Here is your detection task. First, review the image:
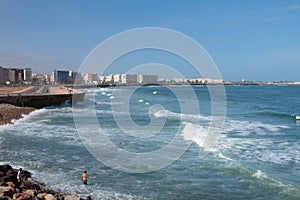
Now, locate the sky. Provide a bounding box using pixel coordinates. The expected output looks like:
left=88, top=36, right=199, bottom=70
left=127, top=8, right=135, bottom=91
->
left=0, top=0, right=300, bottom=81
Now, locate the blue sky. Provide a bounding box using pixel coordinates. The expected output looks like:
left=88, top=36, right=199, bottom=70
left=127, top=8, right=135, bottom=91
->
left=0, top=0, right=299, bottom=81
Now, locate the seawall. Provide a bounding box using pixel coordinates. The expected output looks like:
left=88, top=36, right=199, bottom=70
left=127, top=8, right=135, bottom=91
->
left=0, top=93, right=85, bottom=108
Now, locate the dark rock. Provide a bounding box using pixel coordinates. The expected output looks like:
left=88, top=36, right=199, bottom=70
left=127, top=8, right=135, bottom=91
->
left=0, top=186, right=14, bottom=198
left=86, top=196, right=92, bottom=200
left=12, top=193, right=32, bottom=200
left=20, top=170, right=31, bottom=180
left=22, top=181, right=41, bottom=191
left=0, top=171, right=5, bottom=178
left=0, top=196, right=14, bottom=200
left=0, top=182, right=7, bottom=187
left=0, top=165, right=12, bottom=175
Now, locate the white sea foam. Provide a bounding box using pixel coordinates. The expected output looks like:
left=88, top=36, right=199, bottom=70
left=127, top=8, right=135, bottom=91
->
left=217, top=153, right=235, bottom=161
left=181, top=122, right=208, bottom=148
left=153, top=109, right=209, bottom=121
left=252, top=169, right=266, bottom=179
left=222, top=119, right=289, bottom=136
left=10, top=108, right=49, bottom=125
left=211, top=117, right=299, bottom=166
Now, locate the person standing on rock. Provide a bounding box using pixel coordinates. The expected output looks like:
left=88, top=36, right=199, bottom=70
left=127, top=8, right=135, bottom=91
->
left=17, top=168, right=22, bottom=182
left=82, top=171, right=88, bottom=185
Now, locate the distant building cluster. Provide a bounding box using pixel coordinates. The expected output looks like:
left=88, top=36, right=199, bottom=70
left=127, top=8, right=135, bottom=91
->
left=159, top=77, right=223, bottom=84
left=99, top=74, right=158, bottom=85
left=0, top=66, right=32, bottom=85
left=0, top=65, right=224, bottom=86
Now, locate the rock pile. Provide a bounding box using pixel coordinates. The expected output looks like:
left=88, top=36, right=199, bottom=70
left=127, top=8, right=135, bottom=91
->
left=0, top=104, right=36, bottom=126
left=0, top=164, right=91, bottom=200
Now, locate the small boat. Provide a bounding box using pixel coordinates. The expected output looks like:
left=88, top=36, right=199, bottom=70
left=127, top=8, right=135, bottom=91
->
left=296, top=116, right=300, bottom=120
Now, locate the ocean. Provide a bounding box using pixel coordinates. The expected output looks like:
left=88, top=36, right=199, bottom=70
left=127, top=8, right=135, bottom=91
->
left=0, top=85, right=299, bottom=199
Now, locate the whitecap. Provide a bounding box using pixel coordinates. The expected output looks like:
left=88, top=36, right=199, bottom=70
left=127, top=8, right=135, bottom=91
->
left=252, top=169, right=266, bottom=179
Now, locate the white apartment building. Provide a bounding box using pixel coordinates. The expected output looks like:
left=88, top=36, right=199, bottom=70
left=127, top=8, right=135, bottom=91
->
left=121, top=74, right=137, bottom=84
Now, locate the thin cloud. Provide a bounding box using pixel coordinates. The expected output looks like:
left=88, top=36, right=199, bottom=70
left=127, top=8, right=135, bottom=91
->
left=217, top=16, right=282, bottom=28
left=217, top=21, right=243, bottom=28
left=268, top=4, right=300, bottom=12
left=253, top=16, right=283, bottom=25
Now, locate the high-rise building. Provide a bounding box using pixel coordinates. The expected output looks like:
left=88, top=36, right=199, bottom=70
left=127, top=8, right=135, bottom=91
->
left=23, top=68, right=32, bottom=82
left=0, top=66, right=9, bottom=85
left=7, top=68, right=23, bottom=84
left=52, top=69, right=71, bottom=84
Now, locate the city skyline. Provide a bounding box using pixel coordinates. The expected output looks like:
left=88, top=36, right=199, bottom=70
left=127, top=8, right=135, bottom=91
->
left=0, top=1, right=300, bottom=81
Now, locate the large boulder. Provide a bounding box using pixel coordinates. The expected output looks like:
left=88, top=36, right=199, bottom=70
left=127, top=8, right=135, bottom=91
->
left=0, top=196, right=14, bottom=200
left=86, top=196, right=92, bottom=200
left=65, top=195, right=80, bottom=200
left=22, top=190, right=36, bottom=197
left=12, top=193, right=32, bottom=200
left=0, top=165, right=13, bottom=176
left=21, top=181, right=40, bottom=191
left=0, top=187, right=14, bottom=198
left=0, top=182, right=7, bottom=187
left=36, top=193, right=47, bottom=199
left=6, top=183, right=14, bottom=188
left=43, top=194, right=55, bottom=200
left=3, top=170, right=17, bottom=184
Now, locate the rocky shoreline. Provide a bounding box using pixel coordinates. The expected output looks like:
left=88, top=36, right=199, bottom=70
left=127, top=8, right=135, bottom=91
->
left=0, top=164, right=91, bottom=200
left=0, top=104, right=36, bottom=126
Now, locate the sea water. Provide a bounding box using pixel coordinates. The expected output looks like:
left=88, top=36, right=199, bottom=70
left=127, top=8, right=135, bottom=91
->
left=0, top=85, right=300, bottom=199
